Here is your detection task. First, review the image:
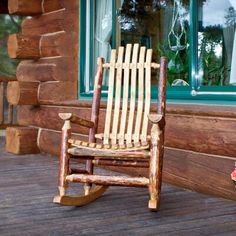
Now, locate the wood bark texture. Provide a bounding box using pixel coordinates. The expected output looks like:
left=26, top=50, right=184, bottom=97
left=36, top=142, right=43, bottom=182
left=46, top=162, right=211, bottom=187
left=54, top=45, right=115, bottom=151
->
left=5, top=127, right=40, bottom=154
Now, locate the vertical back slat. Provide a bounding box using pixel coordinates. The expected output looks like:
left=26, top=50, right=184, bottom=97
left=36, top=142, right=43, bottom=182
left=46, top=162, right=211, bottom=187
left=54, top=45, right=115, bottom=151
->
left=118, top=44, right=132, bottom=146
left=126, top=44, right=139, bottom=146
left=141, top=49, right=152, bottom=144
left=133, top=46, right=146, bottom=145
left=111, top=47, right=124, bottom=145
left=103, top=50, right=117, bottom=145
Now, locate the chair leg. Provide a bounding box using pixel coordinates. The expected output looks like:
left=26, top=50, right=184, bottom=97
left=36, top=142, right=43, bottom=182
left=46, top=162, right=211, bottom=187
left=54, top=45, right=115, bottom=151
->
left=84, top=160, right=94, bottom=195
left=148, top=124, right=164, bottom=211
left=58, top=120, right=71, bottom=196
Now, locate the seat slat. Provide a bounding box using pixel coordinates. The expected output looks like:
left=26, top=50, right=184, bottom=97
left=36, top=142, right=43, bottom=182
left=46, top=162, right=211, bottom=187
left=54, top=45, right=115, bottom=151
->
left=141, top=49, right=152, bottom=143
left=119, top=44, right=132, bottom=146
left=126, top=44, right=139, bottom=145
left=68, top=147, right=150, bottom=159
left=70, top=140, right=149, bottom=151
left=111, top=47, right=124, bottom=145
left=103, top=49, right=117, bottom=145
left=134, top=46, right=146, bottom=145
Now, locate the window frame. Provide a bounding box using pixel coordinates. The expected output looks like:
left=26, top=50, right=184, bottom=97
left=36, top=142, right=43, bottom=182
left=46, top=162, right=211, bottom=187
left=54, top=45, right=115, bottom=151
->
left=79, top=0, right=236, bottom=102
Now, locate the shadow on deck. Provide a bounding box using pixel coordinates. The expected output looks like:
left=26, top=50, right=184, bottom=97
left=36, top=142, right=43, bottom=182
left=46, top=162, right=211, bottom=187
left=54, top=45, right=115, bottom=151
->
left=0, top=137, right=236, bottom=236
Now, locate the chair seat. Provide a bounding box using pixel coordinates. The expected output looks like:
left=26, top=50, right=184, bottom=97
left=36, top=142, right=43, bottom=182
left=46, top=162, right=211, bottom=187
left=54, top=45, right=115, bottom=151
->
left=68, top=139, right=150, bottom=159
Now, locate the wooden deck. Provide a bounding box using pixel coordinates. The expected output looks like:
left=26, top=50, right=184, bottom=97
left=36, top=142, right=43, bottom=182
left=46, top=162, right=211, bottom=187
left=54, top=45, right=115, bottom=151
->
left=0, top=137, right=236, bottom=236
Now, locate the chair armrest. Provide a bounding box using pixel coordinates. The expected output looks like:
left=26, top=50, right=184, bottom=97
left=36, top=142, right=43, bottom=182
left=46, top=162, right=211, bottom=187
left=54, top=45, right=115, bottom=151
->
left=59, top=113, right=94, bottom=128
left=148, top=113, right=165, bottom=130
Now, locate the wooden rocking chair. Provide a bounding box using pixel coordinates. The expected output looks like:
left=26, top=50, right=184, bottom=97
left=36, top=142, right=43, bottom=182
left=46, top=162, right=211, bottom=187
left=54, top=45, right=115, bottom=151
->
left=53, top=44, right=167, bottom=211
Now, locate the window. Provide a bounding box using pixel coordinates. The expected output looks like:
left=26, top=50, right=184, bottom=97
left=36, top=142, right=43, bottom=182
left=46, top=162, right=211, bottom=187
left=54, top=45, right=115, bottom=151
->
left=79, top=0, right=236, bottom=101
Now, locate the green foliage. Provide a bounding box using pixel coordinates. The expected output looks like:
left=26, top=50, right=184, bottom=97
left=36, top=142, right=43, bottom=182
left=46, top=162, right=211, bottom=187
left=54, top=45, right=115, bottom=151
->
left=0, top=15, right=23, bottom=76
left=199, top=25, right=228, bottom=86
left=157, top=42, right=189, bottom=86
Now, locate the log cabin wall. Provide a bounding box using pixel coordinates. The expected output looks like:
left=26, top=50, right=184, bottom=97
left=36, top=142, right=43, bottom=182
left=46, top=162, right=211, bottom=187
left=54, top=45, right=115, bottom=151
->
left=5, top=0, right=236, bottom=201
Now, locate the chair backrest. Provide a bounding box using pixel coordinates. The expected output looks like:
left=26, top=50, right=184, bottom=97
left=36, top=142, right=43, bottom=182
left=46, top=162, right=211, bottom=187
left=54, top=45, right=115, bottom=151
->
left=94, top=44, right=167, bottom=148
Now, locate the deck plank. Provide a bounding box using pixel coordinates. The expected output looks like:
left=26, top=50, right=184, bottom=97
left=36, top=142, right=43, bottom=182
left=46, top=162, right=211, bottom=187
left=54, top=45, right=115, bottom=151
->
left=0, top=137, right=235, bottom=236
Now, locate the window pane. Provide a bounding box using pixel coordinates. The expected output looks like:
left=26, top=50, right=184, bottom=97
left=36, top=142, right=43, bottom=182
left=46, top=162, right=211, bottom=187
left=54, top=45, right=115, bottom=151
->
left=198, top=0, right=236, bottom=86
left=118, top=0, right=190, bottom=86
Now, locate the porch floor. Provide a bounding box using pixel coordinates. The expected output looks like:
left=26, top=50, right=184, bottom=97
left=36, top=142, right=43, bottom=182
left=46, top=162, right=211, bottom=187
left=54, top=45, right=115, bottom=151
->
left=0, top=138, right=236, bottom=236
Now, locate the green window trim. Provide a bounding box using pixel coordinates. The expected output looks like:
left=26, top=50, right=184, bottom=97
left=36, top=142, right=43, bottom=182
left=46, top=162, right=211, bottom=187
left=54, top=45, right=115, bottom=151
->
left=79, top=0, right=236, bottom=103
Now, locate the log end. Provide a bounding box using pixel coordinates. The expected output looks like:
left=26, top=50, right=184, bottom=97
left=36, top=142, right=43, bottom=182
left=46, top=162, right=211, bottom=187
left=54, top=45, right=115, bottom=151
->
left=7, top=34, right=18, bottom=59
left=7, top=81, right=20, bottom=105
left=6, top=126, right=40, bottom=154
left=8, top=0, right=42, bottom=15
left=7, top=81, right=39, bottom=105
left=8, top=0, right=18, bottom=14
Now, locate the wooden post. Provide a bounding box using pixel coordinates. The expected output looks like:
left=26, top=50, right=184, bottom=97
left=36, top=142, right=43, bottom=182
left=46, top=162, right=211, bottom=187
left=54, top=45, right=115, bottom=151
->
left=148, top=57, right=167, bottom=211
left=6, top=127, right=40, bottom=154
left=7, top=81, right=39, bottom=105
left=58, top=120, right=71, bottom=196
left=149, top=124, right=164, bottom=210
left=84, top=57, right=104, bottom=195
left=157, top=57, right=168, bottom=115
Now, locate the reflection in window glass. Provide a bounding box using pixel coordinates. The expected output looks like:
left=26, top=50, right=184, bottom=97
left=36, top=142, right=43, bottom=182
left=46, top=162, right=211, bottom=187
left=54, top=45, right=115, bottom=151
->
left=198, top=0, right=236, bottom=86
left=118, top=0, right=190, bottom=86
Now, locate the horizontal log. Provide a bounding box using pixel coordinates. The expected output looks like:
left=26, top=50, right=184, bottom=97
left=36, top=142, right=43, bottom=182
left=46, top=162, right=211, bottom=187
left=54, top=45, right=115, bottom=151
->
left=66, top=174, right=149, bottom=187
left=7, top=80, right=77, bottom=105
left=167, top=104, right=236, bottom=119
left=38, top=81, right=77, bottom=103
left=165, top=114, right=236, bottom=157
left=5, top=126, right=40, bottom=154
left=40, top=32, right=73, bottom=57
left=17, top=61, right=57, bottom=82
left=8, top=33, right=70, bottom=59
left=8, top=0, right=62, bottom=15
left=31, top=100, right=236, bottom=119
left=8, top=34, right=41, bottom=59
left=17, top=105, right=236, bottom=157
left=16, top=58, right=76, bottom=82
left=7, top=81, right=39, bottom=105
left=22, top=9, right=74, bottom=35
